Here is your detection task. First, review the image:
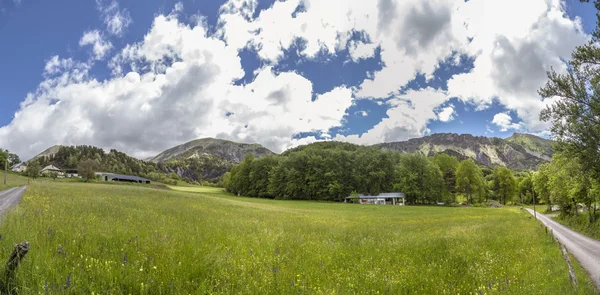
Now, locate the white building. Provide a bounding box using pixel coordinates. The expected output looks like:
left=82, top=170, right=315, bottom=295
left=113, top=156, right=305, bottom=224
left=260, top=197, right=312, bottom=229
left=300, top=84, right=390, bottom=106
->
left=345, top=193, right=406, bottom=205
left=10, top=163, right=27, bottom=173
left=41, top=165, right=64, bottom=176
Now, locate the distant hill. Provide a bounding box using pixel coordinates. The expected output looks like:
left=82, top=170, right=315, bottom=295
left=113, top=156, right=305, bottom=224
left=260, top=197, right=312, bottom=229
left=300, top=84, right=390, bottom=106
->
left=151, top=138, right=275, bottom=182
left=374, top=133, right=553, bottom=170
left=29, top=145, right=62, bottom=162
left=151, top=138, right=274, bottom=164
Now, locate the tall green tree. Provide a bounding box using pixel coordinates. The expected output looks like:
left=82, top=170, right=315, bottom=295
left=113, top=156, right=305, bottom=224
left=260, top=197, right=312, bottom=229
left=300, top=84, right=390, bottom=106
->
left=518, top=174, right=535, bottom=204
left=0, top=149, right=7, bottom=170
left=533, top=164, right=552, bottom=212
left=78, top=159, right=99, bottom=182
left=394, top=154, right=443, bottom=205
left=539, top=0, right=600, bottom=187
left=432, top=153, right=459, bottom=203
left=455, top=159, right=484, bottom=204
left=7, top=153, right=20, bottom=167
left=492, top=167, right=517, bottom=205
left=27, top=160, right=41, bottom=179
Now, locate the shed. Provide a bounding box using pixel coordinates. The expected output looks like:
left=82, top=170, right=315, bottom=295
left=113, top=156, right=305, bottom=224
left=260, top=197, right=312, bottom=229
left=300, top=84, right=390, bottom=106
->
left=345, top=193, right=405, bottom=205
left=100, top=173, right=151, bottom=184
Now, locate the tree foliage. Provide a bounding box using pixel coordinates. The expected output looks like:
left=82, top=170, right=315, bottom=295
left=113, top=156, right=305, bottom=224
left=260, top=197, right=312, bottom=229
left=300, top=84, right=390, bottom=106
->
left=27, top=160, right=41, bottom=179
left=225, top=142, right=462, bottom=204
left=78, top=159, right=99, bottom=182
left=455, top=159, right=485, bottom=204
left=539, top=0, right=600, bottom=182
left=492, top=167, right=517, bottom=205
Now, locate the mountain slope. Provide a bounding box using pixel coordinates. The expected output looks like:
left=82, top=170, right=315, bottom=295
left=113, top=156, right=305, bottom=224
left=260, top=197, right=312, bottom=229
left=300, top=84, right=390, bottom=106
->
left=29, top=145, right=62, bottom=162
left=151, top=138, right=274, bottom=164
left=152, top=138, right=275, bottom=182
left=374, top=133, right=553, bottom=170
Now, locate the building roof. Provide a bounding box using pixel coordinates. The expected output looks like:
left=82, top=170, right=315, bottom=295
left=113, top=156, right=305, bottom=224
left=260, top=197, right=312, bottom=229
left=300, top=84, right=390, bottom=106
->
left=41, top=165, right=62, bottom=171
left=10, top=163, right=25, bottom=169
left=345, top=192, right=405, bottom=199
left=105, top=173, right=150, bottom=182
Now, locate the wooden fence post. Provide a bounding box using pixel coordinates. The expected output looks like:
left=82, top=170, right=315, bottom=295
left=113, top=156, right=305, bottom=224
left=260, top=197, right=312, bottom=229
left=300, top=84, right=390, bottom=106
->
left=557, top=240, right=578, bottom=288
left=2, top=242, right=30, bottom=294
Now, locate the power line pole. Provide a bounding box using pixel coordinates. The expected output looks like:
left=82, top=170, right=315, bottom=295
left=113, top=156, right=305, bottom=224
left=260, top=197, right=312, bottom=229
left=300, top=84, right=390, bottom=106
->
left=533, top=188, right=537, bottom=219
left=4, top=158, right=7, bottom=185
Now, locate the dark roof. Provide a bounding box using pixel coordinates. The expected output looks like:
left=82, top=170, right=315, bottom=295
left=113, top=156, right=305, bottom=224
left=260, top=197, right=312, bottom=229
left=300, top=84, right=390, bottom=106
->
left=106, top=173, right=150, bottom=182
left=345, top=193, right=405, bottom=199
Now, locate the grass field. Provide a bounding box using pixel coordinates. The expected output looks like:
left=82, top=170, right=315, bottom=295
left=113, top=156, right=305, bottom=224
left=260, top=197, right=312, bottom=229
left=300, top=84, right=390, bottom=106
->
left=166, top=185, right=224, bottom=194
left=0, top=182, right=596, bottom=294
left=0, top=173, right=31, bottom=191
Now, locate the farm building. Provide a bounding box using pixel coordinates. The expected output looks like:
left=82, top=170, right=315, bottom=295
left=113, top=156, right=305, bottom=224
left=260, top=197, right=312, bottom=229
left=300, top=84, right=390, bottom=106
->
left=41, top=165, right=64, bottom=176
left=11, top=163, right=27, bottom=173
left=345, top=193, right=405, bottom=205
left=98, top=173, right=151, bottom=184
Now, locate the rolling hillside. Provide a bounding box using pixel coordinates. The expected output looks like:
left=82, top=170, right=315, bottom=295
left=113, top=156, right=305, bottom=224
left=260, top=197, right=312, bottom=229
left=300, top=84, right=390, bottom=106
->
left=150, top=138, right=274, bottom=163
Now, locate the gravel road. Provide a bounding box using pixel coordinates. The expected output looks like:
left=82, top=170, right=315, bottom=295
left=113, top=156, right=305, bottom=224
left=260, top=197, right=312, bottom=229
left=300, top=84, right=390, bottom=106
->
left=0, top=186, right=26, bottom=216
left=526, top=208, right=600, bottom=289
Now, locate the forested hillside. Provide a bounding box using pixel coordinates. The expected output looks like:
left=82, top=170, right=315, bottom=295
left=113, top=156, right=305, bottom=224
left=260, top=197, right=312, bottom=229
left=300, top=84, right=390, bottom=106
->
left=224, top=141, right=531, bottom=205
left=34, top=145, right=157, bottom=176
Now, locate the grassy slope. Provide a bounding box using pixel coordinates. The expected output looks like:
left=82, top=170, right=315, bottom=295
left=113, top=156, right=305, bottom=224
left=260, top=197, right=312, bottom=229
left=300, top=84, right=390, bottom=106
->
left=0, top=183, right=596, bottom=294
left=0, top=173, right=30, bottom=191
left=553, top=213, right=600, bottom=240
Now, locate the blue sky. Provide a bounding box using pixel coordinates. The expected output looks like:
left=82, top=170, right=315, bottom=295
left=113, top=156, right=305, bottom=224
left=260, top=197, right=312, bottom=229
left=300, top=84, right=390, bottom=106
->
left=0, top=0, right=596, bottom=158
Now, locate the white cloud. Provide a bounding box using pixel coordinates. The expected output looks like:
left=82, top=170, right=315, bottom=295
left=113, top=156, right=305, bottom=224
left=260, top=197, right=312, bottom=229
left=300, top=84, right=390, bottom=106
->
left=79, top=30, right=112, bottom=60
left=447, top=0, right=587, bottom=133
left=437, top=105, right=455, bottom=122
left=492, top=112, right=522, bottom=132
left=0, top=13, right=352, bottom=159
left=334, top=87, right=449, bottom=144
left=0, top=0, right=590, bottom=159
left=96, top=0, right=132, bottom=36
left=218, top=0, right=586, bottom=139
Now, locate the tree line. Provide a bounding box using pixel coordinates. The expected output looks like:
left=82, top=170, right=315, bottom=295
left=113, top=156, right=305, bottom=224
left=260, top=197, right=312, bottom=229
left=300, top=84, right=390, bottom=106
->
left=223, top=141, right=526, bottom=205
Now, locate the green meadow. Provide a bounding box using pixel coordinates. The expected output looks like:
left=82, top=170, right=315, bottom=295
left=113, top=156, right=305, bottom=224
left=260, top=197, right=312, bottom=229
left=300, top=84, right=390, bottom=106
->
left=0, top=173, right=31, bottom=191
left=0, top=182, right=596, bottom=294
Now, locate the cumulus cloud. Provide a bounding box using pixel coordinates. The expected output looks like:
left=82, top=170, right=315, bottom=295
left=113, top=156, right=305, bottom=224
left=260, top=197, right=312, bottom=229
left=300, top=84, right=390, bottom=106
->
left=96, top=0, right=132, bottom=36
left=437, top=105, right=455, bottom=122
left=0, top=0, right=590, bottom=159
left=0, top=13, right=352, bottom=159
left=492, top=113, right=522, bottom=132
left=79, top=30, right=112, bottom=60
left=447, top=0, right=587, bottom=133
left=334, top=88, right=449, bottom=144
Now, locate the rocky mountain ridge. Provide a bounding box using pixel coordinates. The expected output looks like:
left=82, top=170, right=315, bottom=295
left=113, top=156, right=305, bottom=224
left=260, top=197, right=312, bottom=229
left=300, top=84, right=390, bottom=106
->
left=374, top=133, right=552, bottom=170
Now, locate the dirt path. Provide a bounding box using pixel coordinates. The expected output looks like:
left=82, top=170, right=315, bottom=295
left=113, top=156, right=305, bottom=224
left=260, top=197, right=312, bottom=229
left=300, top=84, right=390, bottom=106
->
left=526, top=208, right=600, bottom=289
left=0, top=186, right=26, bottom=216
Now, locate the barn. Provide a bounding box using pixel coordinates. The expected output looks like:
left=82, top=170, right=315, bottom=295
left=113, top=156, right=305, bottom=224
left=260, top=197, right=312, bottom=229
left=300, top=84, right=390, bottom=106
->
left=99, top=173, right=151, bottom=184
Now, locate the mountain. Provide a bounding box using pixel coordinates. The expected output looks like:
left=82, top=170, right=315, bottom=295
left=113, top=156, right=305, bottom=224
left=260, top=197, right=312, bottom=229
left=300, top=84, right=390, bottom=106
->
left=151, top=138, right=275, bottom=182
left=29, top=145, right=62, bottom=162
left=374, top=133, right=553, bottom=170
left=151, top=138, right=274, bottom=164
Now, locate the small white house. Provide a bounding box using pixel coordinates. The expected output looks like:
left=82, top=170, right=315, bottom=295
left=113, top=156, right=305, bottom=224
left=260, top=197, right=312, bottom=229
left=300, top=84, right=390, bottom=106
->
left=345, top=193, right=406, bottom=205
left=11, top=163, right=27, bottom=173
